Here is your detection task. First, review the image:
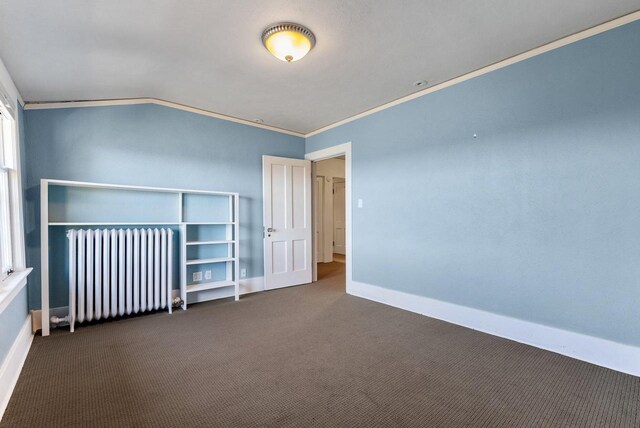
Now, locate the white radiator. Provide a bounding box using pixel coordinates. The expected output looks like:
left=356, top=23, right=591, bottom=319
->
left=67, top=228, right=173, bottom=332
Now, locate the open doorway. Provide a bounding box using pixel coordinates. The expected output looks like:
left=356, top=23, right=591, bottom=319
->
left=307, top=142, right=352, bottom=293
left=313, top=156, right=346, bottom=285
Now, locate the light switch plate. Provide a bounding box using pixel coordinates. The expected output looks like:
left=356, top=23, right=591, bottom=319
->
left=240, top=268, right=247, bottom=278
left=358, top=199, right=363, bottom=208
left=193, top=271, right=202, bottom=281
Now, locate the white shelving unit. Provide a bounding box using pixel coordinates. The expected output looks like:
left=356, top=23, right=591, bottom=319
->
left=40, top=179, right=240, bottom=336
left=179, top=191, right=239, bottom=310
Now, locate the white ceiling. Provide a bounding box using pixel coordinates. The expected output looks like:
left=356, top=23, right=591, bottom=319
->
left=1, top=1, right=639, bottom=134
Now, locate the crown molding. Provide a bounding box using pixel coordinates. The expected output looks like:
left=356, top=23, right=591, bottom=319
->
left=24, top=98, right=305, bottom=138
left=305, top=10, right=640, bottom=138
left=20, top=10, right=640, bottom=140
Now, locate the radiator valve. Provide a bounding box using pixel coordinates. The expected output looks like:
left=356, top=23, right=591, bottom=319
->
left=50, top=315, right=71, bottom=324
left=172, top=296, right=184, bottom=308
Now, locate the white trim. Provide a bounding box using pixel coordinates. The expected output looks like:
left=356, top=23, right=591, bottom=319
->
left=16, top=12, right=640, bottom=139
left=0, top=58, right=22, bottom=113
left=349, top=280, right=640, bottom=377
left=305, top=10, right=640, bottom=138
left=42, top=178, right=240, bottom=196
left=24, top=98, right=305, bottom=138
left=239, top=276, right=265, bottom=294
left=0, top=269, right=31, bottom=315
left=306, top=143, right=352, bottom=287
left=32, top=277, right=266, bottom=332
left=40, top=178, right=241, bottom=336
left=0, top=315, right=33, bottom=422
left=9, top=112, right=26, bottom=271
left=311, top=163, right=319, bottom=281
left=40, top=181, right=49, bottom=336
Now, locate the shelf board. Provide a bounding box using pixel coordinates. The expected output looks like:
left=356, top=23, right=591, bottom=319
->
left=48, top=221, right=235, bottom=226
left=43, top=179, right=238, bottom=197
left=186, top=240, right=234, bottom=246
left=185, top=257, right=235, bottom=265
left=186, top=280, right=235, bottom=293
left=183, top=222, right=235, bottom=225
left=49, top=222, right=177, bottom=226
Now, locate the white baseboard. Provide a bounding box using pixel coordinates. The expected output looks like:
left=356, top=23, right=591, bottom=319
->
left=0, top=315, right=33, bottom=421
left=348, top=281, right=640, bottom=377
left=33, top=277, right=266, bottom=329
left=183, top=276, right=264, bottom=304
left=239, top=276, right=265, bottom=294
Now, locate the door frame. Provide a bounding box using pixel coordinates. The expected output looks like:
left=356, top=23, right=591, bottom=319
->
left=314, top=174, right=325, bottom=263
left=305, top=142, right=352, bottom=289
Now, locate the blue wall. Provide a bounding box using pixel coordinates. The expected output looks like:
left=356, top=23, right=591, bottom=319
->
left=307, top=21, right=640, bottom=346
left=24, top=103, right=304, bottom=309
left=0, top=103, right=30, bottom=367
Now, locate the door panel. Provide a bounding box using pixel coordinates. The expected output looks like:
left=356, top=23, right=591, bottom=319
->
left=263, top=156, right=312, bottom=290
left=270, top=164, right=287, bottom=230
left=292, top=239, right=307, bottom=272
left=333, top=180, right=346, bottom=255
left=272, top=241, right=288, bottom=274
left=292, top=165, right=307, bottom=229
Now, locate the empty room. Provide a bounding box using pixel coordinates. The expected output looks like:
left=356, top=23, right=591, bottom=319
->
left=1, top=1, right=639, bottom=427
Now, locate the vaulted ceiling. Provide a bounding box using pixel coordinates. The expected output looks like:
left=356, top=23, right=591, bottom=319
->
left=1, top=1, right=638, bottom=134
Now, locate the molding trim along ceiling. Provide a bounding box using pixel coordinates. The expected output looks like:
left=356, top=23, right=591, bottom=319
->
left=23, top=10, right=640, bottom=139
left=24, top=98, right=306, bottom=138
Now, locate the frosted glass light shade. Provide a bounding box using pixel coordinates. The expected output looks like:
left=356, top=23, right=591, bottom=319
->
left=262, top=23, right=316, bottom=62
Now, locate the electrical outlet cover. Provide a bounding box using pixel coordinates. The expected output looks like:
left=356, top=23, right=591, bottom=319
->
left=205, top=270, right=212, bottom=280
left=193, top=271, right=202, bottom=281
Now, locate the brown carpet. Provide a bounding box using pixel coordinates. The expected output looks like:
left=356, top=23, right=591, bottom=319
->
left=3, top=262, right=639, bottom=427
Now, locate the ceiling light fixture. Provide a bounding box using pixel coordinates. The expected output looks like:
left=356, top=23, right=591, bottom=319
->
left=262, top=22, right=316, bottom=63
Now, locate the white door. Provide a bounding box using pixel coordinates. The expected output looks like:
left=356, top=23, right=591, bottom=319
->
left=315, top=176, right=324, bottom=261
left=333, top=179, right=346, bottom=255
left=263, top=156, right=313, bottom=290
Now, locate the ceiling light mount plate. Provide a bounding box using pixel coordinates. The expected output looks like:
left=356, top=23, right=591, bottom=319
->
left=262, top=22, right=316, bottom=62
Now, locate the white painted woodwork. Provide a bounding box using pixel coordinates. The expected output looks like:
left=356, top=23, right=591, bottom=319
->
left=350, top=280, right=640, bottom=377
left=40, top=179, right=240, bottom=335
left=333, top=179, right=346, bottom=255
left=263, top=156, right=312, bottom=290
left=5, top=4, right=639, bottom=134
left=314, top=158, right=346, bottom=262
left=314, top=176, right=323, bottom=259
left=0, top=315, right=33, bottom=422
left=305, top=143, right=353, bottom=287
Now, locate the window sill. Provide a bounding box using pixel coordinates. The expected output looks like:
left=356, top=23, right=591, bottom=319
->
left=0, top=268, right=32, bottom=315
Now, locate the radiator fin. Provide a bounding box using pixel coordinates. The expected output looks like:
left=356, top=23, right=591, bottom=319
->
left=67, top=228, right=173, bottom=332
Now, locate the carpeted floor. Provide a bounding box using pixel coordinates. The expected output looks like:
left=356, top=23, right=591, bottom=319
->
left=3, top=262, right=639, bottom=427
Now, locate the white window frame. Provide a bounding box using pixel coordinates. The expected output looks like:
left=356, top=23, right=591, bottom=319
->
left=0, top=84, right=30, bottom=314
left=0, top=109, right=15, bottom=279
